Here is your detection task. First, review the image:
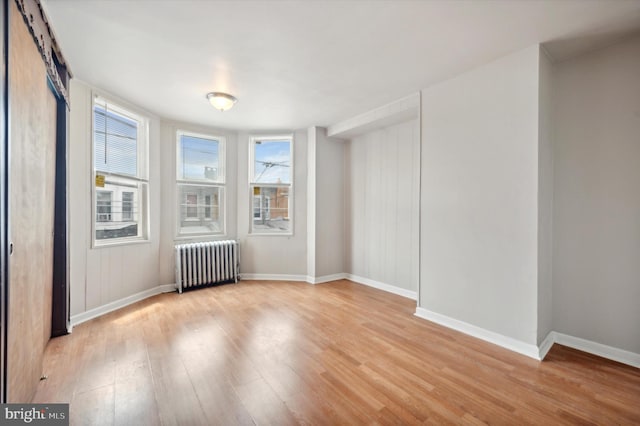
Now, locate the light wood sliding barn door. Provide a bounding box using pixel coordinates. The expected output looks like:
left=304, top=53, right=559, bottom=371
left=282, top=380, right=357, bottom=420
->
left=7, top=0, right=57, bottom=402
left=0, top=0, right=7, bottom=405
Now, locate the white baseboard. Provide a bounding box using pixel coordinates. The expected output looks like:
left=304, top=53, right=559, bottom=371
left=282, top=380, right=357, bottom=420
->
left=346, top=274, right=418, bottom=300
left=241, top=272, right=417, bottom=300
left=413, top=309, right=640, bottom=368
left=240, top=273, right=307, bottom=282
left=414, top=307, right=541, bottom=360
left=538, top=331, right=556, bottom=360
left=552, top=332, right=640, bottom=369
left=306, top=273, right=348, bottom=284
left=70, top=284, right=176, bottom=329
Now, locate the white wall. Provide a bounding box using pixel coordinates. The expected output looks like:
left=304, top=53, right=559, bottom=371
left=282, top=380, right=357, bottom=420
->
left=157, top=121, right=238, bottom=286
left=69, top=80, right=162, bottom=316
left=306, top=128, right=317, bottom=279
left=420, top=46, right=541, bottom=345
left=307, top=127, right=345, bottom=280
left=345, top=119, right=420, bottom=293
left=537, top=49, right=554, bottom=344
left=553, top=35, right=640, bottom=354
left=236, top=130, right=307, bottom=277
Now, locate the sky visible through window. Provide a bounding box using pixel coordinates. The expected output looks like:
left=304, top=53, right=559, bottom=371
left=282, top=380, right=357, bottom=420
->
left=180, top=135, right=219, bottom=181
left=254, top=140, right=291, bottom=184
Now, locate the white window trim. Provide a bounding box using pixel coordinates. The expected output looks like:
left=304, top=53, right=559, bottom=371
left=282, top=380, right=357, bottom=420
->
left=248, top=135, right=294, bottom=236
left=175, top=130, right=227, bottom=238
left=91, top=93, right=150, bottom=248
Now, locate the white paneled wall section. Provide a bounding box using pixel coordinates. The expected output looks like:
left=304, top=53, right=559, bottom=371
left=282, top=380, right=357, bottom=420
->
left=345, top=119, right=420, bottom=297
left=69, top=80, right=163, bottom=319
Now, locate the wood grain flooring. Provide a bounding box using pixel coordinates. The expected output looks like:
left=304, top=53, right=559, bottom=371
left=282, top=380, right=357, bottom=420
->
left=32, top=280, right=640, bottom=425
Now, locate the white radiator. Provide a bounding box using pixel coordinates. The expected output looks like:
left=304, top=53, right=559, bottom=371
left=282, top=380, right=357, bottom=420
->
left=175, top=240, right=239, bottom=293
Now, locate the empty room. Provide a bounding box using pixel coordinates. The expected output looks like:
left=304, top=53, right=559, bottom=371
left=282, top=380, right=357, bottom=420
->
left=1, top=0, right=639, bottom=424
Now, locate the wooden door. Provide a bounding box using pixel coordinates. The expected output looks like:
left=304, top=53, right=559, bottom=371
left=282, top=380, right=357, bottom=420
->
left=7, top=0, right=57, bottom=402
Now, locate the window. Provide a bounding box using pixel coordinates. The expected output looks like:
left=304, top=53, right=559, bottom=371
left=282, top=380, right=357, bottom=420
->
left=249, top=136, right=292, bottom=234
left=176, top=131, right=225, bottom=236
left=93, top=96, right=148, bottom=244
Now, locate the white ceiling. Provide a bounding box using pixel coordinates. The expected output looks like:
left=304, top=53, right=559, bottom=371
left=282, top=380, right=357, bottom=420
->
left=42, top=0, right=640, bottom=131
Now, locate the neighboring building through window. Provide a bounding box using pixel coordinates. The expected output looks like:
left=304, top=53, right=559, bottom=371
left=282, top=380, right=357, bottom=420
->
left=185, top=193, right=198, bottom=218
left=253, top=195, right=262, bottom=219
left=204, top=195, right=212, bottom=219
left=176, top=131, right=225, bottom=236
left=122, top=191, right=134, bottom=221
left=96, top=191, right=112, bottom=222
left=93, top=96, right=148, bottom=244
left=249, top=136, right=292, bottom=234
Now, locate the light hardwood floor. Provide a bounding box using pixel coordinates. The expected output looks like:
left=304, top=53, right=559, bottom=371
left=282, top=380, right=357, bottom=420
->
left=33, top=280, right=640, bottom=425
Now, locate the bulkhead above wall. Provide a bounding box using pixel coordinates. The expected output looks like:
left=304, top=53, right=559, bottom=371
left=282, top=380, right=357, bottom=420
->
left=327, top=93, right=420, bottom=140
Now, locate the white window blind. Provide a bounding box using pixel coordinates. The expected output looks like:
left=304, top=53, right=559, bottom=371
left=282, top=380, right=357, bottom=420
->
left=94, top=100, right=138, bottom=176
left=177, top=134, right=223, bottom=182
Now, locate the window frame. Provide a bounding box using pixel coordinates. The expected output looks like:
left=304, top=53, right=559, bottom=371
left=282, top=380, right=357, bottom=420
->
left=91, top=94, right=150, bottom=248
left=175, top=130, right=226, bottom=239
left=248, top=135, right=294, bottom=236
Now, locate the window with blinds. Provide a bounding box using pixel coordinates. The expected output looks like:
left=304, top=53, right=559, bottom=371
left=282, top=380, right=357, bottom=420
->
left=176, top=131, right=225, bottom=237
left=93, top=96, right=148, bottom=245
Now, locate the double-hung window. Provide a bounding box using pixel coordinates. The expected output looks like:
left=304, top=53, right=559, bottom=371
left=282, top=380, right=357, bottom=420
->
left=176, top=131, right=225, bottom=236
left=249, top=136, right=293, bottom=235
left=93, top=96, right=148, bottom=245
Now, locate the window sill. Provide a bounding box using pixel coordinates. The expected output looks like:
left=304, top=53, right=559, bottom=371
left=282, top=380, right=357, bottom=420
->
left=248, top=232, right=294, bottom=237
left=92, top=237, right=150, bottom=249
left=174, top=234, right=228, bottom=243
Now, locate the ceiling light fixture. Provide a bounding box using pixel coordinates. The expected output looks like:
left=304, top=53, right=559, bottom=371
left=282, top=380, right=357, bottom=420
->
left=206, top=92, right=237, bottom=111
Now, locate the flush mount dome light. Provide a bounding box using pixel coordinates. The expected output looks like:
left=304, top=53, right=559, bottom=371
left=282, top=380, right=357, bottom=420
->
left=206, top=92, right=237, bottom=111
